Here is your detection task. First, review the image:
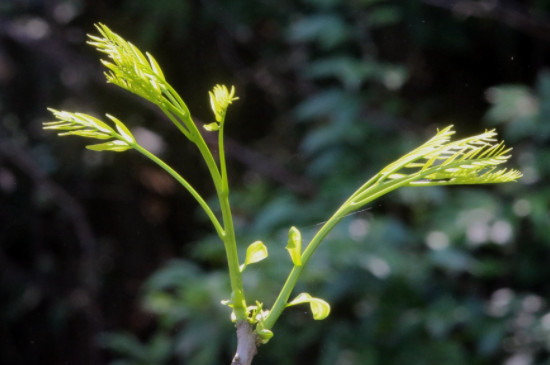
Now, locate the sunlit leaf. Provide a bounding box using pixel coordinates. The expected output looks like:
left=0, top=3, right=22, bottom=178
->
left=45, top=109, right=115, bottom=136
left=87, top=23, right=167, bottom=105
left=146, top=52, right=166, bottom=81
left=107, top=114, right=135, bottom=143
left=203, top=122, right=220, bottom=132
left=287, top=292, right=330, bottom=320
left=44, top=109, right=137, bottom=154
left=76, top=113, right=114, bottom=134
left=350, top=126, right=522, bottom=207
left=86, top=140, right=132, bottom=152
left=240, top=241, right=268, bottom=272
left=209, top=84, right=238, bottom=123
left=286, top=226, right=302, bottom=266
left=58, top=130, right=112, bottom=139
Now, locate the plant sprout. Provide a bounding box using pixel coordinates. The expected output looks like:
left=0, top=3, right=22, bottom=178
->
left=43, top=23, right=521, bottom=365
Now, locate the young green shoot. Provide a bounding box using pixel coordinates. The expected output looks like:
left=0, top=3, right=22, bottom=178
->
left=44, top=23, right=521, bottom=365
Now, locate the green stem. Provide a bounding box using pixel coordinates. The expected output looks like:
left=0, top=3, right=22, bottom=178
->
left=351, top=173, right=421, bottom=207
left=160, top=91, right=245, bottom=318
left=261, top=265, right=303, bottom=330
left=262, top=172, right=424, bottom=330
left=158, top=104, right=191, bottom=139
left=220, top=187, right=247, bottom=319
left=193, top=134, right=223, bottom=192
left=262, top=204, right=349, bottom=330
left=165, top=84, right=192, bottom=118
left=132, top=143, right=225, bottom=238
left=217, top=121, right=247, bottom=320
left=162, top=101, right=223, bottom=192
left=219, top=122, right=228, bottom=186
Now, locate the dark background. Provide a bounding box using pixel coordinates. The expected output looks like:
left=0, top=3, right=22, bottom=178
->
left=2, top=1, right=550, bottom=364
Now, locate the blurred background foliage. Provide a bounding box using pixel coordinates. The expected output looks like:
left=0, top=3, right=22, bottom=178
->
left=1, top=0, right=550, bottom=364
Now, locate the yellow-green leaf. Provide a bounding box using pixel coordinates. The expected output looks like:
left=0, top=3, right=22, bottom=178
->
left=246, top=241, right=268, bottom=265
left=287, top=292, right=330, bottom=320
left=106, top=114, right=135, bottom=143
left=240, top=241, right=268, bottom=272
left=203, top=122, right=220, bottom=132
left=58, top=130, right=112, bottom=139
left=146, top=52, right=165, bottom=81
left=76, top=113, right=114, bottom=134
left=286, top=226, right=302, bottom=266
left=86, top=140, right=132, bottom=152
left=255, top=323, right=274, bottom=344
left=209, top=84, right=238, bottom=123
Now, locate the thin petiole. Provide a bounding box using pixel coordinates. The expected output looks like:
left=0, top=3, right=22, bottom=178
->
left=132, top=143, right=225, bottom=238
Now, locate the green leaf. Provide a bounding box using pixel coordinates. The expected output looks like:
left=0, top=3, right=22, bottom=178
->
left=87, top=24, right=198, bottom=141
left=203, top=122, right=220, bottom=132
left=45, top=109, right=115, bottom=135
left=485, top=85, right=537, bottom=125
left=367, top=5, right=402, bottom=28
left=255, top=323, right=274, bottom=344
left=58, top=130, right=112, bottom=139
left=209, top=84, right=238, bottom=123
left=42, top=121, right=77, bottom=130
left=86, top=140, right=132, bottom=152
left=75, top=112, right=114, bottom=134
left=240, top=241, right=268, bottom=272
left=87, top=23, right=166, bottom=104
left=349, top=126, right=522, bottom=207
left=287, top=14, right=351, bottom=49
left=306, top=56, right=376, bottom=90
left=146, top=52, right=166, bottom=81
left=286, top=226, right=302, bottom=266
left=106, top=114, right=135, bottom=143
left=287, top=293, right=330, bottom=320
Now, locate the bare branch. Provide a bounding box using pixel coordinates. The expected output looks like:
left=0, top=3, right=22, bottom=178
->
left=231, top=321, right=258, bottom=365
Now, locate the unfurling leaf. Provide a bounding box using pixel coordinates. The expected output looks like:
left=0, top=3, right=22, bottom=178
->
left=87, top=23, right=168, bottom=104
left=379, top=125, right=522, bottom=186
left=209, top=84, right=238, bottom=123
left=287, top=292, right=330, bottom=320
left=87, top=23, right=196, bottom=141
left=255, top=323, right=274, bottom=344
left=57, top=130, right=112, bottom=139
left=348, top=125, right=522, bottom=208
left=203, top=122, right=220, bottom=132
left=286, top=226, right=302, bottom=266
left=240, top=241, right=268, bottom=272
left=146, top=52, right=165, bottom=81
left=86, top=140, right=132, bottom=152
left=221, top=289, right=247, bottom=322
left=107, top=114, right=135, bottom=143
left=44, top=109, right=114, bottom=137
left=44, top=109, right=135, bottom=153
